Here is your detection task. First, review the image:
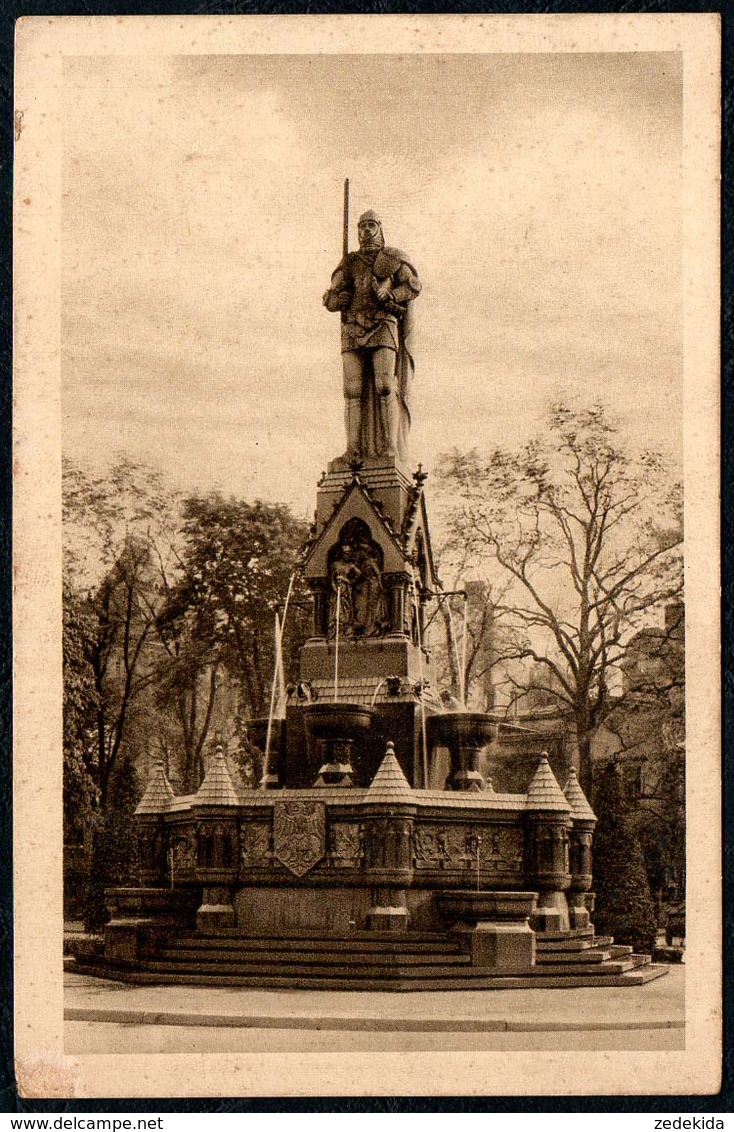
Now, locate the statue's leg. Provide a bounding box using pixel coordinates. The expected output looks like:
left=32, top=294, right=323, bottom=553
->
left=342, top=351, right=364, bottom=461
left=372, top=347, right=399, bottom=457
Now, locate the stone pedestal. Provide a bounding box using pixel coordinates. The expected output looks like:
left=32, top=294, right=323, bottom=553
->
left=367, top=888, right=409, bottom=932
left=568, top=890, right=595, bottom=931
left=299, top=637, right=428, bottom=683
left=196, top=886, right=236, bottom=931
left=316, top=455, right=415, bottom=534
left=315, top=759, right=355, bottom=787
left=455, top=920, right=536, bottom=972
left=104, top=919, right=147, bottom=965
left=103, top=887, right=197, bottom=964
left=530, top=890, right=570, bottom=933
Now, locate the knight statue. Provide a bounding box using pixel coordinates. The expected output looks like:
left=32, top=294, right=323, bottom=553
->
left=323, top=208, right=421, bottom=463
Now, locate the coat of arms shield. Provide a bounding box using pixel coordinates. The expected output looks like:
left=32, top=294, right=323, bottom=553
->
left=273, top=800, right=326, bottom=876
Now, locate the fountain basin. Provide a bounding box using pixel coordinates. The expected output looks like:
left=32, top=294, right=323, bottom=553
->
left=437, top=890, right=538, bottom=925
left=302, top=703, right=375, bottom=787
left=302, top=702, right=375, bottom=741
left=246, top=718, right=285, bottom=788
left=427, top=711, right=495, bottom=747
left=426, top=711, right=494, bottom=792
left=246, top=717, right=285, bottom=751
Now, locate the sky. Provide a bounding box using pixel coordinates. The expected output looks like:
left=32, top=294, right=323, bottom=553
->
left=61, top=51, right=683, bottom=521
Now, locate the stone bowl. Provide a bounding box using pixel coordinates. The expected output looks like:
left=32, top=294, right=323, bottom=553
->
left=245, top=717, right=284, bottom=754
left=427, top=711, right=495, bottom=749
left=302, top=702, right=375, bottom=742
left=436, top=890, right=538, bottom=924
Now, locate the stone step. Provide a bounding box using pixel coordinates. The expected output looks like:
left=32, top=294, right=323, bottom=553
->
left=535, top=939, right=599, bottom=953
left=140, top=958, right=484, bottom=980
left=156, top=947, right=471, bottom=968
left=177, top=935, right=463, bottom=955
left=78, top=963, right=669, bottom=992
left=615, top=964, right=669, bottom=986
left=535, top=927, right=595, bottom=942
left=535, top=934, right=614, bottom=952
left=536, top=949, right=612, bottom=964
left=190, top=928, right=452, bottom=943
left=530, top=958, right=641, bottom=976
left=140, top=950, right=649, bottom=981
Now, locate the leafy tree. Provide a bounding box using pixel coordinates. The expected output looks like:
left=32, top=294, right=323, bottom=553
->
left=437, top=403, right=683, bottom=794
left=84, top=753, right=141, bottom=931
left=599, top=610, right=685, bottom=905
left=153, top=576, right=221, bottom=792
left=62, top=582, right=99, bottom=847
left=63, top=458, right=182, bottom=804
left=171, top=494, right=310, bottom=720
left=592, top=762, right=657, bottom=953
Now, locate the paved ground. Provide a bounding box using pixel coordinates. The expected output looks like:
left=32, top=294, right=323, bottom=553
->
left=64, top=967, right=684, bottom=1053
left=65, top=1021, right=684, bottom=1053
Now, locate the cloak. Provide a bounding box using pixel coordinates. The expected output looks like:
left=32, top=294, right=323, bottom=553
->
left=363, top=247, right=418, bottom=462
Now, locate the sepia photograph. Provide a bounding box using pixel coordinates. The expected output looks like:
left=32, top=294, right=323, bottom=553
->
left=13, top=13, right=720, bottom=1100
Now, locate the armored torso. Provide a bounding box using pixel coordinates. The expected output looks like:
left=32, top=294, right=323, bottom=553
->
left=340, top=251, right=400, bottom=354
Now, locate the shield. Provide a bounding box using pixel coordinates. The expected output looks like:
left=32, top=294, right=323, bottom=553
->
left=273, top=800, right=326, bottom=877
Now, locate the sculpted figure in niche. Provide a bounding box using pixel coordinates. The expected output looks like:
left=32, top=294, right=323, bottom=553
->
left=323, top=211, right=421, bottom=463
left=328, top=542, right=361, bottom=639
left=328, top=520, right=388, bottom=639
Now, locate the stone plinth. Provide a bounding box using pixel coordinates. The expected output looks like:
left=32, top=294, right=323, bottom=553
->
left=103, top=887, right=197, bottom=965
left=367, top=903, right=409, bottom=932
left=299, top=637, right=431, bottom=683
left=315, top=455, right=415, bottom=536
left=196, top=886, right=237, bottom=931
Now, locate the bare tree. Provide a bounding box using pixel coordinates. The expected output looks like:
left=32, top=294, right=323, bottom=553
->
left=428, top=566, right=523, bottom=711
left=63, top=458, right=181, bottom=805
left=88, top=535, right=162, bottom=805
left=437, top=404, right=683, bottom=794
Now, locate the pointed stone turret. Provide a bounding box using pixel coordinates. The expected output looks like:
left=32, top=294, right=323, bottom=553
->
left=135, top=758, right=175, bottom=816
left=195, top=741, right=240, bottom=807
left=525, top=753, right=571, bottom=812
left=564, top=766, right=597, bottom=822
left=364, top=741, right=415, bottom=804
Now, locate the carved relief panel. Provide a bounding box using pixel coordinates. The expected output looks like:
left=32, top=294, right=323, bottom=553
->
left=240, top=820, right=272, bottom=869
left=328, top=822, right=364, bottom=868
left=475, top=827, right=524, bottom=873
left=171, top=828, right=197, bottom=872
left=413, top=823, right=524, bottom=874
